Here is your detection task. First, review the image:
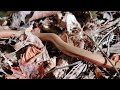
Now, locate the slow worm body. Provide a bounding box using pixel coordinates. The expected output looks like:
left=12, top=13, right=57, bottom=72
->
left=0, top=30, right=120, bottom=70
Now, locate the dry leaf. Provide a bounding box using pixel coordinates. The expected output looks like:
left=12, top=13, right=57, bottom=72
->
left=88, top=71, right=95, bottom=79
left=6, top=67, right=26, bottom=79
left=36, top=63, right=45, bottom=78
left=61, top=12, right=82, bottom=35
left=111, top=54, right=120, bottom=62
left=20, top=45, right=41, bottom=64
left=53, top=58, right=69, bottom=79
left=29, top=11, right=60, bottom=21
left=95, top=67, right=102, bottom=79
left=102, top=41, right=120, bottom=54
left=44, top=56, right=57, bottom=73
left=0, top=29, right=50, bottom=79
left=109, top=42, right=120, bottom=54
left=19, top=62, right=45, bottom=79
left=10, top=11, right=31, bottom=29
left=0, top=26, right=10, bottom=30
left=63, top=62, right=87, bottom=79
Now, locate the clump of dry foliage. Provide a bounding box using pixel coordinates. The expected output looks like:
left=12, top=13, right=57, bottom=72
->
left=0, top=11, right=120, bottom=79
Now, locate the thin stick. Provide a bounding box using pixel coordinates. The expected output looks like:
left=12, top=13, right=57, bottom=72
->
left=63, top=63, right=84, bottom=79
left=107, top=35, right=110, bottom=57
left=97, top=26, right=117, bottom=46
left=98, top=47, right=120, bottom=76
left=55, top=61, right=82, bottom=70
left=43, top=60, right=82, bottom=77
left=76, top=64, right=87, bottom=79
left=83, top=31, right=120, bottom=77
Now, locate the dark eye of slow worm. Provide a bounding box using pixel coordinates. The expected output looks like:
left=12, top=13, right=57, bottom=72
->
left=0, top=30, right=120, bottom=70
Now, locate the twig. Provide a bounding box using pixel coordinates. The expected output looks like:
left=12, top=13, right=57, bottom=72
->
left=44, top=60, right=82, bottom=75
left=98, top=67, right=112, bottom=76
left=63, top=63, right=84, bottom=79
left=56, top=61, right=82, bottom=69
left=94, top=26, right=118, bottom=53
left=99, top=26, right=113, bottom=35
left=83, top=31, right=120, bottom=78
left=100, top=18, right=120, bottom=33
left=76, top=64, right=87, bottom=79
left=98, top=47, right=120, bottom=77
left=89, top=11, right=93, bottom=20
left=107, top=35, right=110, bottom=57
left=97, top=26, right=117, bottom=47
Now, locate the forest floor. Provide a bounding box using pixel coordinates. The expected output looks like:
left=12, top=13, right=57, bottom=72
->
left=0, top=11, right=120, bottom=79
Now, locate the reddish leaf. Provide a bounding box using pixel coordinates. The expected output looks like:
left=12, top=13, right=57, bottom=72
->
left=111, top=54, right=120, bottom=62
left=20, top=45, right=41, bottom=64
left=6, top=67, right=26, bottom=79
left=37, top=63, right=45, bottom=78
left=95, top=67, right=102, bottom=79
left=59, top=32, right=68, bottom=43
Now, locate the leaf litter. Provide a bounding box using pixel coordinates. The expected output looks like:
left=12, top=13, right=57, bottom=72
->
left=0, top=11, right=120, bottom=79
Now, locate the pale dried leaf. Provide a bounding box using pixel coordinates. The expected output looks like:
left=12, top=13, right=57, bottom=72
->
left=29, top=11, right=60, bottom=21
left=88, top=71, right=95, bottom=79
left=8, top=46, right=46, bottom=79
left=0, top=26, right=10, bottom=30
left=13, top=30, right=46, bottom=52
left=63, top=61, right=86, bottom=79
left=19, top=62, right=39, bottom=79
left=53, top=58, right=69, bottom=79
left=11, top=11, right=31, bottom=29
left=61, top=12, right=82, bottom=35
left=44, top=56, right=57, bottom=73
left=104, top=42, right=120, bottom=54
left=4, top=52, right=17, bottom=63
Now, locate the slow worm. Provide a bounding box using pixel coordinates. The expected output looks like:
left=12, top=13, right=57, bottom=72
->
left=0, top=30, right=120, bottom=70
